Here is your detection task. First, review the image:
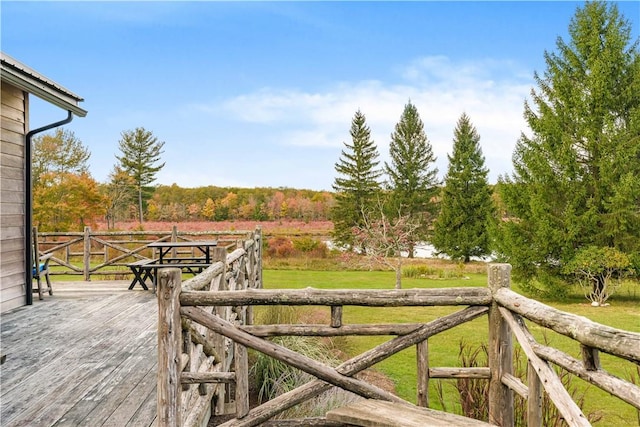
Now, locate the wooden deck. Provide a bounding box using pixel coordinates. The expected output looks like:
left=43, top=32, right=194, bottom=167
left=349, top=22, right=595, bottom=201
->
left=1, top=281, right=158, bottom=427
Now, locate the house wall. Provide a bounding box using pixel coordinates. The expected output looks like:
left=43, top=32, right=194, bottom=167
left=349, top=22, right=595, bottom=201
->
left=1, top=80, right=27, bottom=313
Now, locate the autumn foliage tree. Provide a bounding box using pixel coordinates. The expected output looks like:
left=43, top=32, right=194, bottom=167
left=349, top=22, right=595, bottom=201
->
left=34, top=172, right=107, bottom=231
left=102, top=166, right=136, bottom=229
left=31, top=128, right=106, bottom=231
left=32, top=128, right=90, bottom=187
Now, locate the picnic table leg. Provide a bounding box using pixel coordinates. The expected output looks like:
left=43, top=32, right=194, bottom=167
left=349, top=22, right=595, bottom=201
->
left=128, top=267, right=149, bottom=291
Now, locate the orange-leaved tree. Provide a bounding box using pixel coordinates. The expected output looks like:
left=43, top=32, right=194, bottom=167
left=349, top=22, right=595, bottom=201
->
left=34, top=172, right=107, bottom=232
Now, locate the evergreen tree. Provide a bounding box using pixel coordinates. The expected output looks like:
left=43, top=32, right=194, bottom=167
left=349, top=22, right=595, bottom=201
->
left=497, top=2, right=640, bottom=294
left=385, top=101, right=439, bottom=256
left=116, top=127, right=166, bottom=223
left=331, top=110, right=382, bottom=248
left=432, top=113, right=495, bottom=262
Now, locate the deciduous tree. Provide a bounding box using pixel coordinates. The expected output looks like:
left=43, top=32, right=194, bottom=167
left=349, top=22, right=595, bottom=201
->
left=32, top=128, right=90, bottom=187
left=432, top=113, right=495, bottom=262
left=115, top=127, right=165, bottom=224
left=102, top=166, right=136, bottom=229
left=385, top=101, right=439, bottom=257
left=34, top=172, right=107, bottom=231
left=332, top=110, right=382, bottom=250
left=352, top=199, right=421, bottom=289
left=496, top=2, right=640, bottom=294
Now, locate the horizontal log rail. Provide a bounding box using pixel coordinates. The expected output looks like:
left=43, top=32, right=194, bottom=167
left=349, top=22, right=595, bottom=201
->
left=158, top=261, right=640, bottom=427
left=180, top=287, right=492, bottom=307
left=494, top=287, right=640, bottom=363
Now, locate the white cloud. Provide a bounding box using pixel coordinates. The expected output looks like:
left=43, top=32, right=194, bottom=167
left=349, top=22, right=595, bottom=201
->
left=197, top=55, right=533, bottom=183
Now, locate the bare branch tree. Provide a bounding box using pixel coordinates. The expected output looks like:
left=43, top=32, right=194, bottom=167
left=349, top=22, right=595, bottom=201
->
left=352, top=199, right=421, bottom=289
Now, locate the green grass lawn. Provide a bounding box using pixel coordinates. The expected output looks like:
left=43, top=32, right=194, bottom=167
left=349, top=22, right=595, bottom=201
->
left=262, top=269, right=640, bottom=426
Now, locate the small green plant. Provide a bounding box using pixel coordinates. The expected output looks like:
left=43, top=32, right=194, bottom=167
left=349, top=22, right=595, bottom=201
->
left=402, top=265, right=466, bottom=279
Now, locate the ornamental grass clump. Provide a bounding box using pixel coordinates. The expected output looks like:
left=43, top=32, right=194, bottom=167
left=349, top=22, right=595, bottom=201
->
left=249, top=306, right=361, bottom=419
left=434, top=340, right=602, bottom=426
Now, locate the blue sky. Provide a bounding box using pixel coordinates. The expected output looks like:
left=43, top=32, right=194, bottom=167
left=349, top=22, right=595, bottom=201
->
left=3, top=1, right=639, bottom=191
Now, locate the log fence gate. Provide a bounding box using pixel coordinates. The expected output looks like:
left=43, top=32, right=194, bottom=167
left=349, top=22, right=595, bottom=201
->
left=157, top=261, right=640, bottom=427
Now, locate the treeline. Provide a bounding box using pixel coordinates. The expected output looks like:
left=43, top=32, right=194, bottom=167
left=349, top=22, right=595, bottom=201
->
left=144, top=185, right=334, bottom=222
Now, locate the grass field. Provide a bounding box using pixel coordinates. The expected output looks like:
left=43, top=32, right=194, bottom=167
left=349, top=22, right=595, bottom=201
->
left=262, top=268, right=640, bottom=426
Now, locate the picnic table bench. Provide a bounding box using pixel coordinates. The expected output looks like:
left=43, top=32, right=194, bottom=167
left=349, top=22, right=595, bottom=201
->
left=127, top=259, right=211, bottom=291
left=127, top=241, right=219, bottom=291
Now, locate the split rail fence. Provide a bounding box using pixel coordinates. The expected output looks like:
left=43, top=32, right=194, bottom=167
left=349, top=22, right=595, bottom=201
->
left=35, top=226, right=259, bottom=280
left=157, top=263, right=640, bottom=427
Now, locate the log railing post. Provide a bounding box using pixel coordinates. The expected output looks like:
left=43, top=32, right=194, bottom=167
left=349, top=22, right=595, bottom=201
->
left=83, top=226, right=91, bottom=281
left=235, top=342, right=249, bottom=418
left=488, top=263, right=514, bottom=426
left=157, top=268, right=183, bottom=427
left=331, top=306, right=343, bottom=328
left=527, top=361, right=543, bottom=427
left=417, top=339, right=429, bottom=407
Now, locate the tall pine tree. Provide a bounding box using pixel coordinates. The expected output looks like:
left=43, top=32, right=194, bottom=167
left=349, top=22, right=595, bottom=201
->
left=331, top=110, right=382, bottom=249
left=116, top=127, right=165, bottom=224
left=497, top=2, right=640, bottom=294
left=385, top=101, right=439, bottom=256
left=432, top=113, right=495, bottom=262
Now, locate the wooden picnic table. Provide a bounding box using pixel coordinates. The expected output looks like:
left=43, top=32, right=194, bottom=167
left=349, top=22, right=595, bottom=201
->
left=128, top=240, right=219, bottom=290
left=148, top=240, right=219, bottom=264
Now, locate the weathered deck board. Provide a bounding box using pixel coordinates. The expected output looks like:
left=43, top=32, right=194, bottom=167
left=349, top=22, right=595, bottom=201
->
left=1, top=281, right=158, bottom=427
left=326, top=400, right=495, bottom=427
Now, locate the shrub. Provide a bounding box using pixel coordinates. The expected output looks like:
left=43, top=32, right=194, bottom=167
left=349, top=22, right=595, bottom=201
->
left=293, top=236, right=329, bottom=258
left=563, top=246, right=632, bottom=305
left=265, top=237, right=295, bottom=258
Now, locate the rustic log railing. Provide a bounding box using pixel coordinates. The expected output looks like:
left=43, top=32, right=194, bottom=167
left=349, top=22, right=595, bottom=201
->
left=157, top=263, right=640, bottom=427
left=35, top=226, right=259, bottom=280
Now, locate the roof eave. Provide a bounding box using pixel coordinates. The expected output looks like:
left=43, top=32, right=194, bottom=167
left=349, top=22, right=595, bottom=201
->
left=1, top=69, right=88, bottom=117
left=0, top=53, right=87, bottom=117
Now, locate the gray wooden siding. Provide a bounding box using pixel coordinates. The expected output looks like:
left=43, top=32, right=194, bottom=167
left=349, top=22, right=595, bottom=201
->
left=1, top=81, right=26, bottom=313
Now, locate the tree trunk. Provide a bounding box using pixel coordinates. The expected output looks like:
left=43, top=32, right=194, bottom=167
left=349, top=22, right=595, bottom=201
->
left=395, top=257, right=402, bottom=289
left=138, top=186, right=144, bottom=224
left=408, top=241, right=415, bottom=258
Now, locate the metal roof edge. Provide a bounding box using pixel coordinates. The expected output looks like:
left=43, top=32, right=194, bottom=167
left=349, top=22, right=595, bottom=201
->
left=1, top=52, right=87, bottom=117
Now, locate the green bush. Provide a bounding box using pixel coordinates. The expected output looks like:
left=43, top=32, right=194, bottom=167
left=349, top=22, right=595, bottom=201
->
left=563, top=246, right=632, bottom=305
left=292, top=236, right=329, bottom=258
